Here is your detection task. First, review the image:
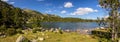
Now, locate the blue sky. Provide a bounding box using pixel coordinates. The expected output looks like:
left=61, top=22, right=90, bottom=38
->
left=2, top=0, right=108, bottom=19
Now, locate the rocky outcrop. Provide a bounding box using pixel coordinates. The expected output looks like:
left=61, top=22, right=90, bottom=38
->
left=16, top=35, right=30, bottom=42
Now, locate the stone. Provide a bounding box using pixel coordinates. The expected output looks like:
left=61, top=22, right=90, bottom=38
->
left=55, top=29, right=59, bottom=33
left=0, top=35, right=6, bottom=38
left=65, top=29, right=70, bottom=32
left=119, top=40, right=120, bottom=42
left=38, top=37, right=44, bottom=41
left=100, top=27, right=105, bottom=29
left=49, top=28, right=54, bottom=32
left=16, top=35, right=28, bottom=42
left=31, top=39, right=37, bottom=42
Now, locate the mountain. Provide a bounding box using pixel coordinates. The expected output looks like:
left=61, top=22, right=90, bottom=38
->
left=0, top=1, right=96, bottom=28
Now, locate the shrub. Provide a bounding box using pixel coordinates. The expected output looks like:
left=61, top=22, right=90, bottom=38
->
left=32, top=29, right=37, bottom=33
left=5, top=28, right=17, bottom=36
left=58, top=29, right=63, bottom=34
left=91, top=30, right=111, bottom=39
left=98, top=38, right=112, bottom=42
left=16, top=29, right=24, bottom=34
left=32, top=28, right=42, bottom=33
left=0, top=25, right=6, bottom=32
left=22, top=38, right=30, bottom=42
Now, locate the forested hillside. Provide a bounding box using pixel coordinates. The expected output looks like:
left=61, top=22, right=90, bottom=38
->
left=0, top=0, right=97, bottom=36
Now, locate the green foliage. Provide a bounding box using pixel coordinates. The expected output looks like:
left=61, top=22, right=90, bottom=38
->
left=0, top=1, right=28, bottom=36
left=0, top=25, right=6, bottom=32
left=32, top=29, right=37, bottom=33
left=98, top=38, right=112, bottom=42
left=58, top=29, right=63, bottom=34
left=91, top=30, right=111, bottom=39
left=99, top=0, right=120, bottom=41
left=5, top=28, right=17, bottom=36
left=16, top=29, right=24, bottom=34
left=22, top=38, right=30, bottom=42
left=0, top=1, right=26, bottom=28
left=32, top=28, right=42, bottom=33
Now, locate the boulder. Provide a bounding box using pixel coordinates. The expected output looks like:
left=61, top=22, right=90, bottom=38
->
left=31, top=39, right=37, bottom=42
left=49, top=28, right=54, bottom=32
left=16, top=35, right=29, bottom=42
left=65, top=29, right=70, bottom=32
left=0, top=35, right=6, bottom=38
left=38, top=37, right=44, bottom=41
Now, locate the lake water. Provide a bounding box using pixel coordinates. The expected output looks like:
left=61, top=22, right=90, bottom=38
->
left=41, top=22, right=100, bottom=31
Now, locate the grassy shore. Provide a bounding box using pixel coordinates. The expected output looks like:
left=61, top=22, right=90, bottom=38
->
left=0, top=30, right=99, bottom=42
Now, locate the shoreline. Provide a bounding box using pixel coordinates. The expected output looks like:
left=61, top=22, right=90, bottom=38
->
left=27, top=27, right=106, bottom=35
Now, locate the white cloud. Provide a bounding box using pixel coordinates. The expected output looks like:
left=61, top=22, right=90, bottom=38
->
left=37, top=0, right=44, bottom=1
left=71, top=7, right=98, bottom=15
left=64, top=2, right=73, bottom=8
left=61, top=10, right=66, bottom=14
left=9, top=2, right=15, bottom=4
left=1, top=0, right=9, bottom=2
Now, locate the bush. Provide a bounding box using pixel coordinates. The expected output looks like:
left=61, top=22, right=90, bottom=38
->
left=32, top=29, right=37, bottom=33
left=91, top=30, right=111, bottom=39
left=16, top=29, right=24, bottom=34
left=32, top=28, right=42, bottom=33
left=5, top=28, right=17, bottom=36
left=0, top=25, right=6, bottom=32
left=98, top=38, right=112, bottom=42
left=22, top=38, right=30, bottom=42
left=58, top=29, right=63, bottom=34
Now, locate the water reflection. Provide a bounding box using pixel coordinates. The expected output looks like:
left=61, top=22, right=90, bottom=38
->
left=41, top=22, right=100, bottom=31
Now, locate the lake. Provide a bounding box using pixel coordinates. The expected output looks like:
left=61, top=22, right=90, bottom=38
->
left=41, top=22, right=101, bottom=31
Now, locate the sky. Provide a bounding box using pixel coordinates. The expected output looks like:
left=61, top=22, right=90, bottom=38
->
left=2, top=0, right=109, bottom=19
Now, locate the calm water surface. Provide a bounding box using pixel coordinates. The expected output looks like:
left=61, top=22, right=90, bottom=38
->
left=41, top=22, right=100, bottom=31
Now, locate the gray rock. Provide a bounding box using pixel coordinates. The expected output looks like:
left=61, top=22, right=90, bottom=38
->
left=38, top=37, right=44, bottom=41
left=49, top=28, right=54, bottom=32
left=0, top=35, right=6, bottom=38
left=16, top=35, right=28, bottom=42
left=31, top=39, right=37, bottom=42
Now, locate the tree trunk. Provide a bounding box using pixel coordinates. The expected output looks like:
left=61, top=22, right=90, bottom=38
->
left=112, top=21, right=115, bottom=41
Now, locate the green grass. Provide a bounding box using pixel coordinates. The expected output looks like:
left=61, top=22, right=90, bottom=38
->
left=0, top=30, right=99, bottom=42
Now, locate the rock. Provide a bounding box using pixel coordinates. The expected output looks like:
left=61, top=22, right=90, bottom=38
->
left=119, top=40, right=120, bottom=42
left=65, top=29, right=70, bottom=32
left=16, top=35, right=29, bottom=42
left=31, top=39, right=37, bottom=42
left=49, top=28, right=54, bottom=32
left=54, top=28, right=63, bottom=34
left=0, top=35, right=6, bottom=38
left=84, top=30, right=88, bottom=32
left=55, top=29, right=59, bottom=33
left=2, top=35, right=6, bottom=38
left=100, top=27, right=105, bottom=29
left=38, top=37, right=44, bottom=41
